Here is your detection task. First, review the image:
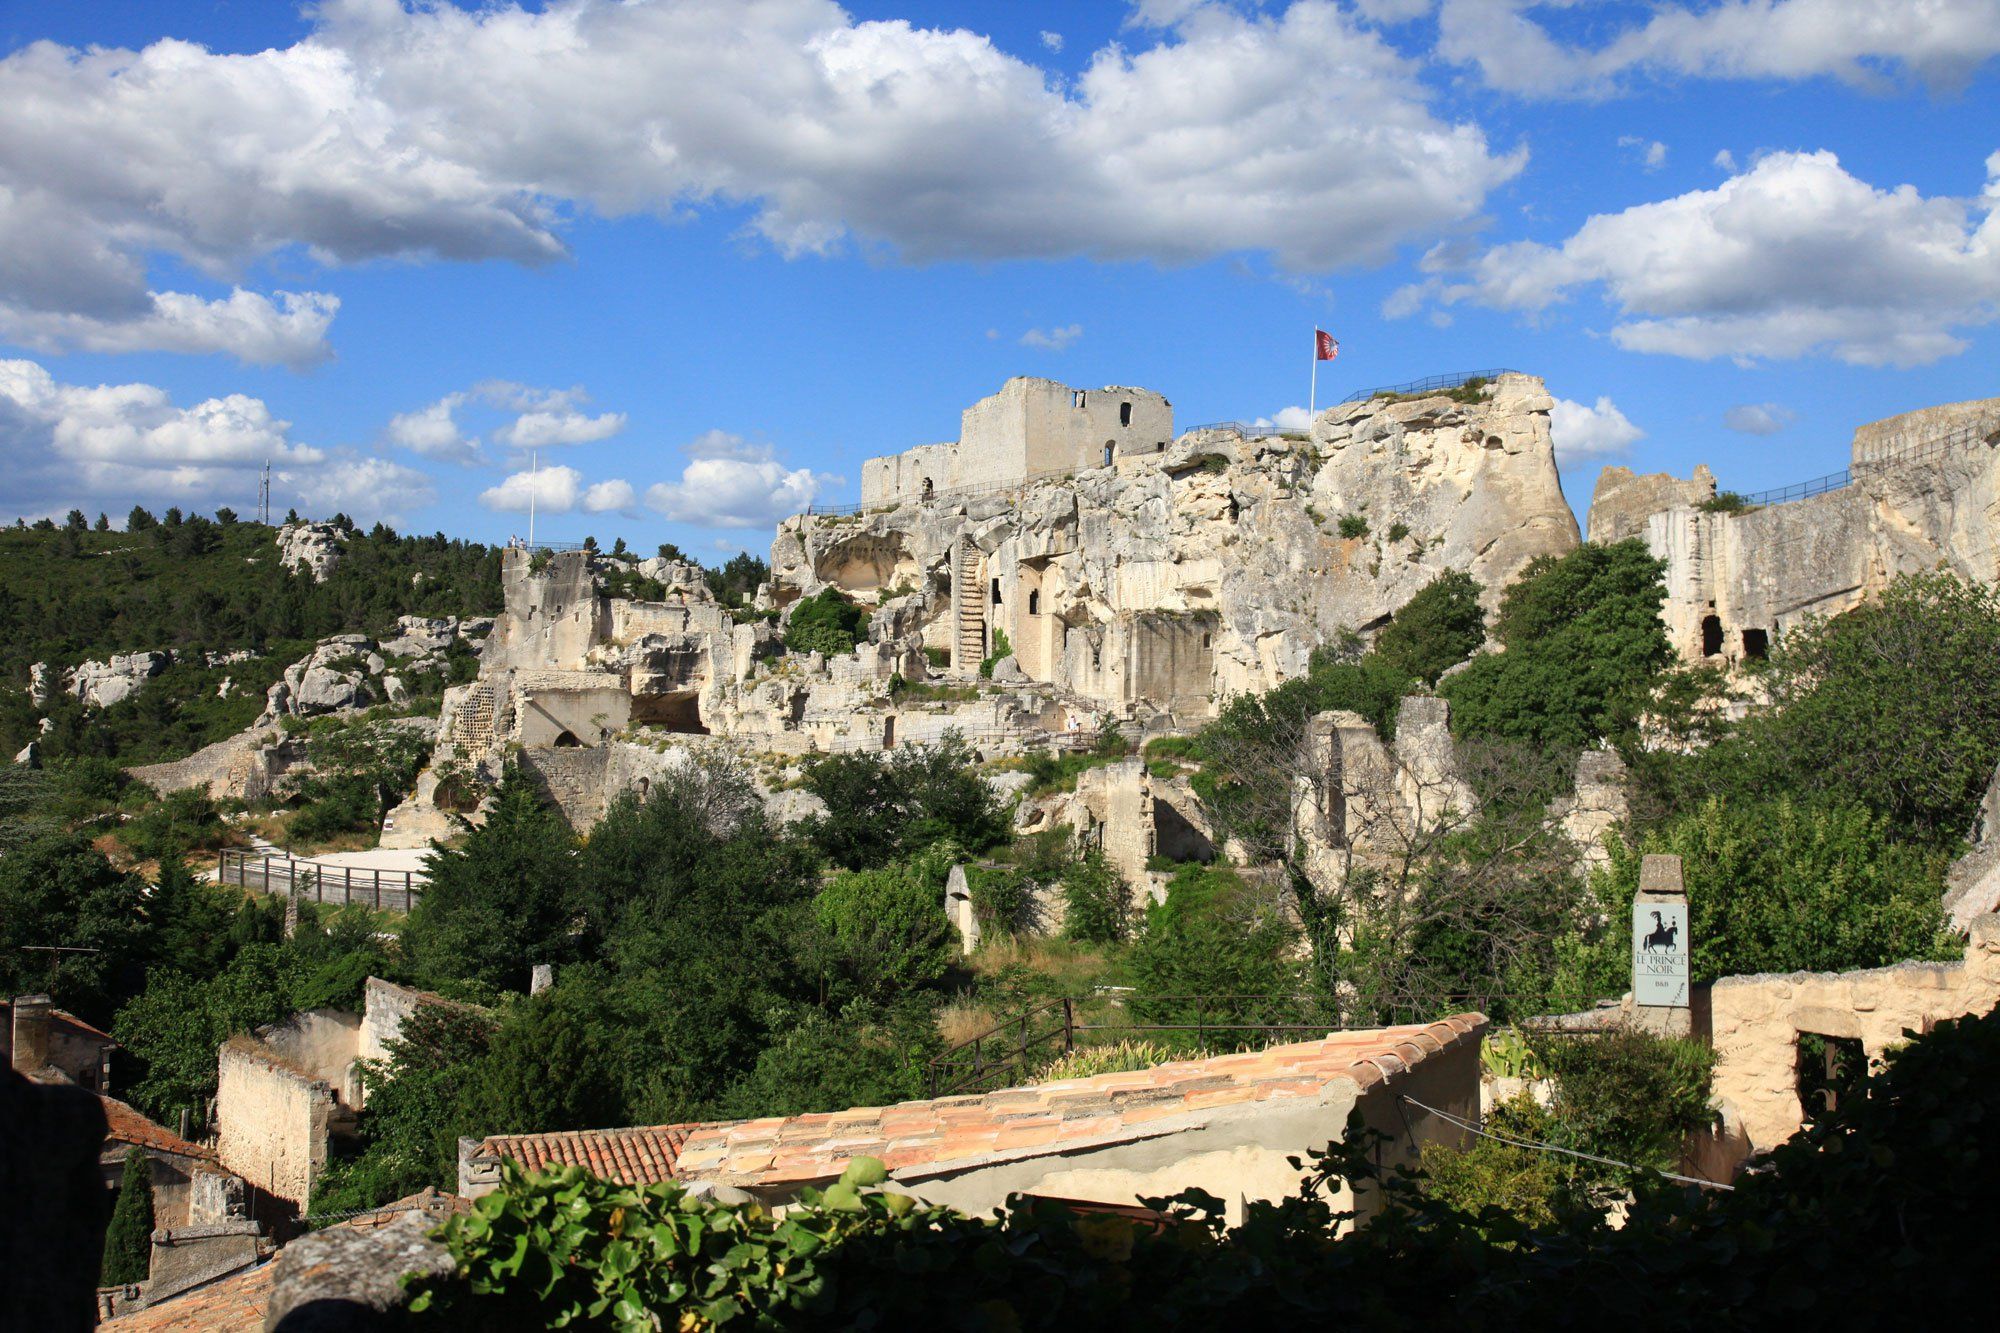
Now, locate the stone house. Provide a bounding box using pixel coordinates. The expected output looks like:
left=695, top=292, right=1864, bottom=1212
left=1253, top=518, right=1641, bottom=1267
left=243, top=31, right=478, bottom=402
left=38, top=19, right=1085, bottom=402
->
left=4, top=993, right=118, bottom=1091
left=462, top=1016, right=1487, bottom=1228
left=862, top=377, right=1175, bottom=507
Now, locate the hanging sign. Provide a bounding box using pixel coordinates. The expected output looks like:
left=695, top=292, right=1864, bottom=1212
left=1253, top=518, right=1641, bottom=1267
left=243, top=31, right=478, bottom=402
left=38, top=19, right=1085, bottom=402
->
left=1632, top=901, right=1690, bottom=1007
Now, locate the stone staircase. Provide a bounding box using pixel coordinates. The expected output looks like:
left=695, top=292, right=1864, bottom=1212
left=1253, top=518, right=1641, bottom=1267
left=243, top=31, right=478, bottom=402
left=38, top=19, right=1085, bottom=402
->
left=955, top=548, right=986, bottom=670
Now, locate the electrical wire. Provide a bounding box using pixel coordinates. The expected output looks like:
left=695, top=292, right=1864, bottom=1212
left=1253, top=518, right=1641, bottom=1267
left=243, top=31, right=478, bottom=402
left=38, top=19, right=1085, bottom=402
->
left=1397, top=1093, right=1735, bottom=1191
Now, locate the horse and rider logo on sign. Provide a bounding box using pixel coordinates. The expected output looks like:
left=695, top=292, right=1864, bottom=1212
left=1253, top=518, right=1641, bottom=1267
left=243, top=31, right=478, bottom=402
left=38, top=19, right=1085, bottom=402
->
left=1633, top=902, right=1690, bottom=1007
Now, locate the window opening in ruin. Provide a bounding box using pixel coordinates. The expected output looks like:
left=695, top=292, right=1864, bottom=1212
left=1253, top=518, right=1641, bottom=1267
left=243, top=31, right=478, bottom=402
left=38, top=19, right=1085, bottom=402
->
left=1202, top=632, right=1211, bottom=648
left=1796, top=1033, right=1867, bottom=1125
left=1091, top=646, right=1102, bottom=670
left=991, top=578, right=1002, bottom=606
left=1103, top=442, right=1115, bottom=466
left=1701, top=614, right=1724, bottom=657
left=1120, top=401, right=1132, bottom=427
left=1028, top=590, right=1040, bottom=615
left=1073, top=390, right=1085, bottom=408
left=1742, top=627, right=1769, bottom=659
left=553, top=729, right=583, bottom=748
left=638, top=777, right=651, bottom=798
left=921, top=477, right=934, bottom=497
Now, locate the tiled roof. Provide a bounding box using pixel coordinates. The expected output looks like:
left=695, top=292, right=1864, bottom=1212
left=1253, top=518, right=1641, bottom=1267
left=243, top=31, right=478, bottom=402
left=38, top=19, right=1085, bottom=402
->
left=99, top=1095, right=215, bottom=1161
left=478, top=1123, right=700, bottom=1186
left=475, top=1016, right=1485, bottom=1191
left=100, top=1259, right=273, bottom=1333
left=53, top=1006, right=119, bottom=1045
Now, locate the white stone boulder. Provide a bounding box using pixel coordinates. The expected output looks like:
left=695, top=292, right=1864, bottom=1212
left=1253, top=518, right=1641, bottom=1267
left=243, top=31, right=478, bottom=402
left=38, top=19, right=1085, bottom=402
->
left=67, top=651, right=170, bottom=710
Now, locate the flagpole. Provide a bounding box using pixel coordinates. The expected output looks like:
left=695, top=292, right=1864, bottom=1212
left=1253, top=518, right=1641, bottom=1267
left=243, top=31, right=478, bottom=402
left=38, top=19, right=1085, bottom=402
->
left=528, top=448, right=537, bottom=550
left=1309, top=328, right=1318, bottom=424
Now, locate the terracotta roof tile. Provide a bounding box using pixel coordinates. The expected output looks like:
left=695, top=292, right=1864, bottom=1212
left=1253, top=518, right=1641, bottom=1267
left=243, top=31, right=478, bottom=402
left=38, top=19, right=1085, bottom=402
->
left=99, top=1095, right=214, bottom=1161
left=101, top=1259, right=274, bottom=1333
left=473, top=1017, right=1487, bottom=1193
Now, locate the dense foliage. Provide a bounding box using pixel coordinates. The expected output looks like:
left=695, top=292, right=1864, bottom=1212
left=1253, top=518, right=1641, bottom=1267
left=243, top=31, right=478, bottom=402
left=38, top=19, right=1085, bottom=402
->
left=798, top=733, right=1009, bottom=870
left=1441, top=539, right=1672, bottom=750
left=0, top=516, right=502, bottom=763
left=782, top=588, right=868, bottom=656
left=408, top=1001, right=2000, bottom=1330
left=100, top=1148, right=155, bottom=1286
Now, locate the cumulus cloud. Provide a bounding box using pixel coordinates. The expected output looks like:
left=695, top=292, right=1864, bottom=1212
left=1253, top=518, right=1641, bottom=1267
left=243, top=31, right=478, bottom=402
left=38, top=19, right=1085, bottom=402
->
left=1550, top=395, right=1645, bottom=461
left=1619, top=136, right=1667, bottom=171
left=0, top=289, right=338, bottom=369
left=0, top=357, right=429, bottom=521
left=494, top=405, right=626, bottom=450
left=1020, top=323, right=1083, bottom=351
left=1724, top=402, right=1797, bottom=435
left=1388, top=150, right=2000, bottom=367
left=583, top=478, right=638, bottom=513
left=386, top=381, right=625, bottom=462
left=1438, top=0, right=2000, bottom=98
left=646, top=430, right=836, bottom=528
left=386, top=393, right=477, bottom=463
left=1039, top=30, right=1063, bottom=52
left=0, top=0, right=1522, bottom=361
left=1253, top=406, right=1315, bottom=430
left=1714, top=148, right=1738, bottom=171
left=481, top=465, right=586, bottom=514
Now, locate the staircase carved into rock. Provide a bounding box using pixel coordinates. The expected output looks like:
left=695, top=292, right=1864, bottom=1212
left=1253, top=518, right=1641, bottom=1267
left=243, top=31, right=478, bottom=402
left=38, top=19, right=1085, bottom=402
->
left=955, top=548, right=986, bottom=670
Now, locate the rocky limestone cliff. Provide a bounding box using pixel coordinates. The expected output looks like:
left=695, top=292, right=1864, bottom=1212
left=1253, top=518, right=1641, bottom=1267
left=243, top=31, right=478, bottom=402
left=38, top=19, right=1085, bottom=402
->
left=276, top=521, right=345, bottom=582
left=775, top=372, right=1578, bottom=717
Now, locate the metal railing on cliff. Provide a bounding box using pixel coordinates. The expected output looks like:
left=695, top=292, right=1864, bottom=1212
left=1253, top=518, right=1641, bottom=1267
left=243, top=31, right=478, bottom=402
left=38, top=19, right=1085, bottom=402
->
left=1737, top=416, right=2000, bottom=508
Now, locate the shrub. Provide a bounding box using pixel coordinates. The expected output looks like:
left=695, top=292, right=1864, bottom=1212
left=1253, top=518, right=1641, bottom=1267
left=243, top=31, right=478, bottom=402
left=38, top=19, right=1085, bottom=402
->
left=813, top=856, right=959, bottom=1001
left=979, top=627, right=1015, bottom=678
left=1060, top=848, right=1128, bottom=944
left=100, top=1147, right=155, bottom=1285
left=1371, top=569, right=1485, bottom=686
left=1034, top=1039, right=1175, bottom=1082
left=123, top=788, right=225, bottom=861
left=1337, top=513, right=1369, bottom=539
left=784, top=588, right=867, bottom=656
left=1532, top=1027, right=1717, bottom=1174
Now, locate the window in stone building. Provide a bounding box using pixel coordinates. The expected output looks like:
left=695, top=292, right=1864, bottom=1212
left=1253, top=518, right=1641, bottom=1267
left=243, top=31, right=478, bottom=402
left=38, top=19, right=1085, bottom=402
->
left=1074, top=390, right=1085, bottom=408
left=991, top=578, right=1002, bottom=606
left=1028, top=590, right=1040, bottom=615
left=921, top=477, right=934, bottom=497
left=1103, top=442, right=1115, bottom=466
left=1796, top=1033, right=1867, bottom=1125
left=1120, top=401, right=1132, bottom=426
left=1701, top=614, right=1724, bottom=657
left=553, top=729, right=583, bottom=748
left=1742, top=627, right=1769, bottom=659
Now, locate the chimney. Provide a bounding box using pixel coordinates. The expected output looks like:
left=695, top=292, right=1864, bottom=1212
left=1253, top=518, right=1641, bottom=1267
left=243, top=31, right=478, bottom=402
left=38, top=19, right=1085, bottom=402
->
left=529, top=964, right=553, bottom=996
left=11, top=993, right=52, bottom=1075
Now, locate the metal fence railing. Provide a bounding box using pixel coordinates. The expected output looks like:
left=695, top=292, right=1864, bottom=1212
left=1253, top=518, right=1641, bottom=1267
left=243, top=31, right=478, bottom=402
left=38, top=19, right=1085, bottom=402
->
left=1738, top=416, right=1999, bottom=508
left=1339, top=369, right=1518, bottom=405
left=217, top=848, right=426, bottom=913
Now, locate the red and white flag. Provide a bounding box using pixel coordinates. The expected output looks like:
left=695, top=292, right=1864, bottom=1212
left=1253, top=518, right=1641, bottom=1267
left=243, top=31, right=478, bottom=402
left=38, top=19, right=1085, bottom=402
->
left=1315, top=329, right=1339, bottom=361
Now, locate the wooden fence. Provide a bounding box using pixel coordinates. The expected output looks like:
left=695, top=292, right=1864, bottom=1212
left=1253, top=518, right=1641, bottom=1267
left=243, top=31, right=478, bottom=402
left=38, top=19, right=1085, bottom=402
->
left=216, top=848, right=425, bottom=913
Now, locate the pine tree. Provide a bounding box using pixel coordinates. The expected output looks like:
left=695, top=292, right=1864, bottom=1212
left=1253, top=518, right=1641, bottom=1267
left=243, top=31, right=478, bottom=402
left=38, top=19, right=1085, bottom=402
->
left=101, top=1147, right=155, bottom=1285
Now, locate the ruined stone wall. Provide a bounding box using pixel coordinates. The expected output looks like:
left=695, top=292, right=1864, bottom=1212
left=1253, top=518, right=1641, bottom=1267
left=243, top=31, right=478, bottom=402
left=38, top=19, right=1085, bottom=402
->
left=862, top=442, right=955, bottom=507
left=480, top=550, right=606, bottom=672
left=255, top=1008, right=363, bottom=1108
left=1586, top=464, right=1716, bottom=545
left=214, top=1038, right=338, bottom=1213
left=1709, top=916, right=2000, bottom=1160
left=1851, top=394, right=2000, bottom=463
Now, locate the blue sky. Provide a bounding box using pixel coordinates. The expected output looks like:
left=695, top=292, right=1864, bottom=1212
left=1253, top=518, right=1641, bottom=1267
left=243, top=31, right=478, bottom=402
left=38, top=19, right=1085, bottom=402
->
left=1, top=1, right=1995, bottom=561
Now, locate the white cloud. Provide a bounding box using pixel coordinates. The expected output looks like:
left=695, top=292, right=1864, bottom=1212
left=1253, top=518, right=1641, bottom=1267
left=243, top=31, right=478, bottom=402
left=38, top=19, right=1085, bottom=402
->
left=1253, top=406, right=1315, bottom=430
left=0, top=356, right=432, bottom=522
left=0, top=289, right=338, bottom=369
left=1040, top=30, right=1064, bottom=52
left=1020, top=323, right=1083, bottom=351
left=494, top=406, right=626, bottom=449
left=283, top=456, right=437, bottom=521
left=0, top=0, right=1523, bottom=357
left=583, top=478, right=638, bottom=512
left=1724, top=402, right=1797, bottom=435
left=480, top=465, right=585, bottom=515
left=1713, top=148, right=1738, bottom=171
left=386, top=393, right=477, bottom=463
left=1619, top=136, right=1667, bottom=171
left=1438, top=0, right=2000, bottom=98
left=645, top=430, right=835, bottom=528
left=1352, top=0, right=1437, bottom=20
left=1390, top=150, right=2000, bottom=367
left=1550, top=396, right=1645, bottom=461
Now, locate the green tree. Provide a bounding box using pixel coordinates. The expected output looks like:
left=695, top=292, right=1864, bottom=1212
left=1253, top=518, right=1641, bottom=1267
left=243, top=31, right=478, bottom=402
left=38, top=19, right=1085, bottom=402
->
left=800, top=734, right=1006, bottom=870
left=0, top=833, right=150, bottom=1024
left=1060, top=848, right=1128, bottom=944
left=1128, top=866, right=1300, bottom=1029
left=1570, top=797, right=1953, bottom=994
left=100, top=1148, right=155, bottom=1285
left=1372, top=570, right=1485, bottom=686
left=812, top=855, right=957, bottom=1003
left=1442, top=540, right=1671, bottom=751
left=400, top=769, right=580, bottom=992
left=1740, top=572, right=2000, bottom=836
left=784, top=587, right=867, bottom=655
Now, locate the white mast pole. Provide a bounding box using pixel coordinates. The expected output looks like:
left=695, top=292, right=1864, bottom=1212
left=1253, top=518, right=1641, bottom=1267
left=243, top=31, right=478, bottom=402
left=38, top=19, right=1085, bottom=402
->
left=1309, top=329, right=1318, bottom=425
left=528, top=448, right=538, bottom=549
